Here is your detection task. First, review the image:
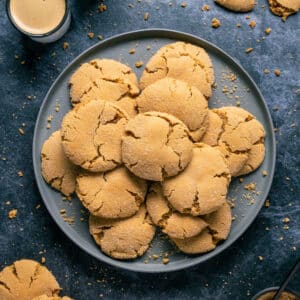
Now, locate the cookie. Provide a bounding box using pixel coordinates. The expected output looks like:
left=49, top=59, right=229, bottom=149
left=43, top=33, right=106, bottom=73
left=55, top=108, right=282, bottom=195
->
left=201, top=107, right=265, bottom=176
left=89, top=205, right=155, bottom=260
left=61, top=100, right=128, bottom=172
left=137, top=78, right=208, bottom=141
left=76, top=167, right=147, bottom=219
left=69, top=59, right=139, bottom=117
left=41, top=130, right=77, bottom=196
left=146, top=183, right=208, bottom=239
left=162, top=143, right=231, bottom=216
left=268, top=0, right=300, bottom=21
left=215, top=0, right=255, bottom=12
left=172, top=202, right=232, bottom=254
left=140, top=42, right=214, bottom=98
left=0, top=259, right=60, bottom=300
left=121, top=112, right=193, bottom=181
left=32, top=296, right=72, bottom=300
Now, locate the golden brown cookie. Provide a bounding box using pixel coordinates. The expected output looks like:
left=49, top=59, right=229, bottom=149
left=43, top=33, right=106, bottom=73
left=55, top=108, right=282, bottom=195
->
left=121, top=112, right=193, bottom=181
left=162, top=143, right=231, bottom=216
left=32, top=295, right=72, bottom=300
left=76, top=167, right=147, bottom=219
left=268, top=0, right=300, bottom=21
left=89, top=205, right=155, bottom=260
left=0, top=259, right=60, bottom=300
left=215, top=0, right=255, bottom=12
left=69, top=59, right=139, bottom=117
left=146, top=183, right=208, bottom=239
left=41, top=130, right=77, bottom=196
left=140, top=42, right=214, bottom=98
left=61, top=100, right=128, bottom=173
left=201, top=107, right=265, bottom=176
left=137, top=78, right=208, bottom=141
left=172, top=202, right=232, bottom=254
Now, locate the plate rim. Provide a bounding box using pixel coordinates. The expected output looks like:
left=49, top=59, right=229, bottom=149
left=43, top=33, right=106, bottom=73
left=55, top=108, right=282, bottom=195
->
left=32, top=28, right=276, bottom=273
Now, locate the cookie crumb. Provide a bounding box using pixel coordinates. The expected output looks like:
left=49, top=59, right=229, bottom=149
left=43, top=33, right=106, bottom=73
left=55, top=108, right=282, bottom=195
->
left=62, top=42, right=69, bottom=50
left=245, top=47, right=253, bottom=53
left=262, top=170, right=268, bottom=177
left=135, top=61, right=144, bottom=68
left=41, top=257, right=46, bottom=264
left=180, top=1, right=187, bottom=8
left=144, top=12, right=149, bottom=20
left=236, top=23, right=241, bottom=28
left=162, top=258, right=170, bottom=264
left=129, top=48, right=136, bottom=54
left=249, top=20, right=256, bottom=28
left=264, top=68, right=270, bottom=74
left=258, top=256, right=263, bottom=262
left=265, top=27, right=272, bottom=35
left=283, top=217, right=290, bottom=223
left=239, top=178, right=244, bottom=183
left=201, top=4, right=210, bottom=11
left=274, top=69, right=281, bottom=76
left=6, top=201, right=11, bottom=206
left=98, top=3, right=107, bottom=13
left=8, top=209, right=17, bottom=219
left=264, top=199, right=270, bottom=208
left=87, top=32, right=95, bottom=39
left=245, top=15, right=250, bottom=19
left=244, top=182, right=256, bottom=191
left=18, top=128, right=24, bottom=135
left=18, top=170, right=24, bottom=177
left=292, top=246, right=296, bottom=251
left=97, top=35, right=104, bottom=40
left=211, top=18, right=221, bottom=28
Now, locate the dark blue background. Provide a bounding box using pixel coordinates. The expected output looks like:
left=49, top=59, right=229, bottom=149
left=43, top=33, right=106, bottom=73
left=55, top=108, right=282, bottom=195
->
left=0, top=0, right=299, bottom=299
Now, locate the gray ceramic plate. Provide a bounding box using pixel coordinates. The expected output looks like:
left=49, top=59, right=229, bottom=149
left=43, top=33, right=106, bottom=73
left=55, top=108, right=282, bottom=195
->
left=33, top=29, right=276, bottom=273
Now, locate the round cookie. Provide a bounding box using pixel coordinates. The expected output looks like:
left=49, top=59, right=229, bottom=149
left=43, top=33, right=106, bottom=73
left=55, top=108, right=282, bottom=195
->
left=137, top=78, right=208, bottom=141
left=268, top=0, right=300, bottom=21
left=41, top=130, right=77, bottom=196
left=140, top=42, right=214, bottom=98
left=121, top=112, right=193, bottom=181
left=146, top=183, right=208, bottom=239
left=32, top=296, right=72, bottom=300
left=76, top=167, right=147, bottom=219
left=61, top=100, right=128, bottom=173
left=0, top=259, right=60, bottom=300
left=201, top=107, right=265, bottom=176
left=215, top=0, right=255, bottom=12
left=69, top=59, right=139, bottom=117
left=162, top=143, right=231, bottom=216
left=89, top=205, right=155, bottom=260
left=172, top=202, right=232, bottom=254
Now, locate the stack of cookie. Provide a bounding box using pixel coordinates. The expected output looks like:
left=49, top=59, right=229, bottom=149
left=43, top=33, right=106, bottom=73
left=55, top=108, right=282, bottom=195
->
left=41, top=42, right=266, bottom=260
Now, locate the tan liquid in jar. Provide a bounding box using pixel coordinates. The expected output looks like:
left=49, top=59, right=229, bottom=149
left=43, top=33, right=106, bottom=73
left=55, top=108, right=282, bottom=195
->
left=10, top=0, right=66, bottom=35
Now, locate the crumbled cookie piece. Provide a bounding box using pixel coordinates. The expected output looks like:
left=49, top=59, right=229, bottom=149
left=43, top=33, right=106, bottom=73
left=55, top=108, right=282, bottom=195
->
left=181, top=1, right=187, bottom=7
left=212, top=18, right=221, bottom=28
left=135, top=61, right=144, bottom=68
left=245, top=47, right=254, bottom=53
left=17, top=170, right=24, bottom=177
left=249, top=20, right=256, bottom=28
left=8, top=209, right=17, bottom=219
left=62, top=42, right=69, bottom=50
left=162, top=258, right=170, bottom=264
left=264, top=68, right=270, bottom=74
left=265, top=27, right=272, bottom=34
left=18, top=128, right=24, bottom=135
left=268, top=0, right=300, bottom=21
left=264, top=199, right=270, bottom=207
left=258, top=255, right=264, bottom=262
left=202, top=4, right=210, bottom=10
left=274, top=69, right=281, bottom=76
left=98, top=3, right=107, bottom=13
left=244, top=182, right=256, bottom=191
left=144, top=12, right=149, bottom=20
left=87, top=32, right=94, bottom=39
left=262, top=170, right=268, bottom=176
left=129, top=48, right=136, bottom=54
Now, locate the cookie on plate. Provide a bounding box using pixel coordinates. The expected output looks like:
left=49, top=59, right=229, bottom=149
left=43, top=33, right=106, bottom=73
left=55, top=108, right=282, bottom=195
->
left=140, top=42, right=214, bottom=98
left=268, top=0, right=300, bottom=21
left=215, top=0, right=255, bottom=12
left=89, top=205, right=155, bottom=260
left=69, top=59, right=139, bottom=117
left=201, top=107, right=265, bottom=176
left=41, top=130, right=77, bottom=196
left=76, top=167, right=147, bottom=219
left=137, top=78, right=208, bottom=141
left=61, top=100, right=128, bottom=173
left=122, top=112, right=193, bottom=181
left=163, top=143, right=231, bottom=216
left=32, top=296, right=72, bottom=300
left=0, top=259, right=60, bottom=300
left=146, top=183, right=208, bottom=239
left=172, top=202, right=232, bottom=254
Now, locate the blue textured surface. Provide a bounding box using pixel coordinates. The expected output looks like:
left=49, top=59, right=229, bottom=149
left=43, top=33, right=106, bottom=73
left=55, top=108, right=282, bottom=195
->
left=0, top=0, right=299, bottom=299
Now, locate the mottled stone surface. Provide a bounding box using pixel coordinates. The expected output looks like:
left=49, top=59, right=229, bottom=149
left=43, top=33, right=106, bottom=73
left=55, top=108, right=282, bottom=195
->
left=0, top=0, right=299, bottom=299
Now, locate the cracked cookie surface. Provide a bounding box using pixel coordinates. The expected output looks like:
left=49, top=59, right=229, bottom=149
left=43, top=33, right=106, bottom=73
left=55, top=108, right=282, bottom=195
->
left=215, top=0, right=255, bottom=12
left=41, top=130, right=77, bottom=196
left=172, top=202, right=232, bottom=254
left=76, top=167, right=147, bottom=218
left=121, top=112, right=193, bottom=181
left=163, top=143, right=231, bottom=216
left=137, top=78, right=208, bottom=141
left=32, top=296, right=72, bottom=300
left=268, top=0, right=300, bottom=20
left=140, top=42, right=214, bottom=98
left=61, top=100, right=129, bottom=173
left=69, top=59, right=139, bottom=117
left=0, top=259, right=60, bottom=300
left=146, top=183, right=208, bottom=239
left=201, top=107, right=265, bottom=176
left=89, top=205, right=155, bottom=260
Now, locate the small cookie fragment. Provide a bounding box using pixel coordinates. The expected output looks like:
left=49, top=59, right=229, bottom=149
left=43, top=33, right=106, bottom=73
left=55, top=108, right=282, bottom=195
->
left=76, top=167, right=147, bottom=219
left=163, top=143, right=231, bottom=216
left=211, top=18, right=221, bottom=28
left=0, top=260, right=60, bottom=300
left=89, top=206, right=155, bottom=260
left=146, top=183, right=208, bottom=239
left=215, top=0, right=255, bottom=12
left=122, top=112, right=193, bottom=181
left=140, top=42, right=215, bottom=99
left=41, top=130, right=77, bottom=196
left=268, top=0, right=300, bottom=21
left=137, top=78, right=208, bottom=141
left=61, top=100, right=128, bottom=173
